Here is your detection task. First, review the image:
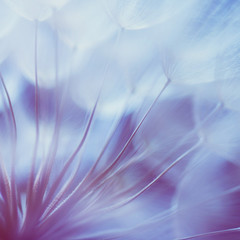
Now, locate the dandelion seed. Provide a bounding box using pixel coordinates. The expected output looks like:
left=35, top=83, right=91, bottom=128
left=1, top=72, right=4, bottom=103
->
left=0, top=0, right=240, bottom=240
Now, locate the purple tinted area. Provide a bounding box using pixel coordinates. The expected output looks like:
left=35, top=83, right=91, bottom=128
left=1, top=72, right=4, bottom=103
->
left=0, top=0, right=240, bottom=239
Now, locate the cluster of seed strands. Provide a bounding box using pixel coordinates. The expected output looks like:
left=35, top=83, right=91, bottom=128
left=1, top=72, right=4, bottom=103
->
left=1, top=22, right=239, bottom=240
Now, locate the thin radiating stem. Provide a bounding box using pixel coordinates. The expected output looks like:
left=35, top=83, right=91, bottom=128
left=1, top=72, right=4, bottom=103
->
left=41, top=96, right=99, bottom=214
left=37, top=79, right=170, bottom=229
left=92, top=141, right=201, bottom=213
left=85, top=79, right=170, bottom=191
left=0, top=73, right=18, bottom=225
left=23, top=20, right=40, bottom=232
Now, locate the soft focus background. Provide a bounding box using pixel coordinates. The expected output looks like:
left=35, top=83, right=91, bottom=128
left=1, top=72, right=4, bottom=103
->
left=0, top=0, right=240, bottom=239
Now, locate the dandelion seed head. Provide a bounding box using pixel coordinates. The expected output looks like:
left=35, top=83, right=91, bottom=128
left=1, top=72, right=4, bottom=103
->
left=0, top=0, right=240, bottom=239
